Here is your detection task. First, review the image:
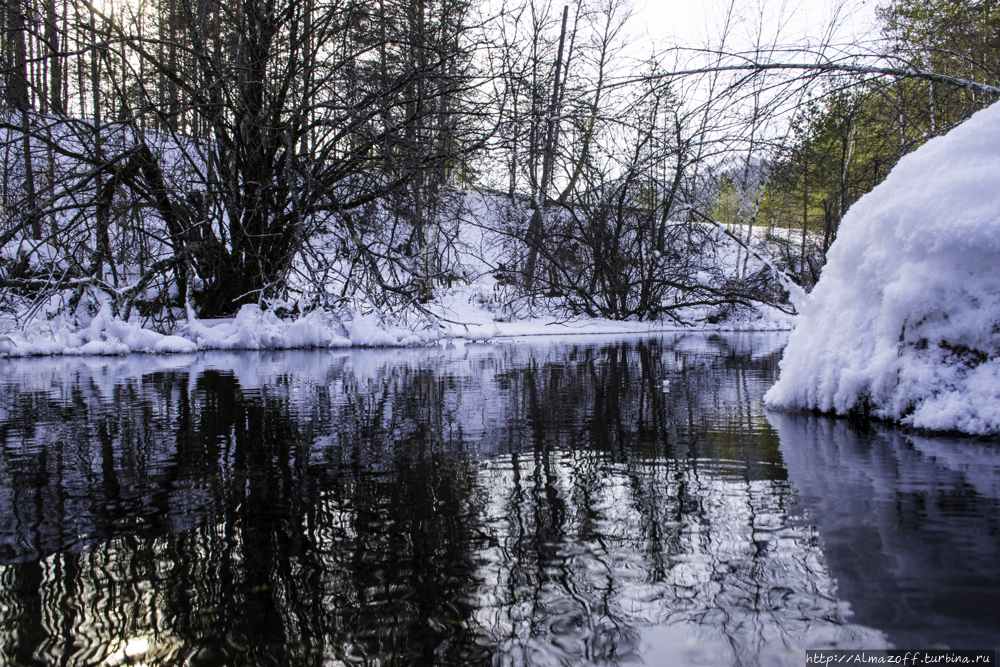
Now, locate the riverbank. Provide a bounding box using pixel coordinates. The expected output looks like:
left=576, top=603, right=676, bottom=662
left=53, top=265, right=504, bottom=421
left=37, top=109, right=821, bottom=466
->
left=0, top=280, right=795, bottom=357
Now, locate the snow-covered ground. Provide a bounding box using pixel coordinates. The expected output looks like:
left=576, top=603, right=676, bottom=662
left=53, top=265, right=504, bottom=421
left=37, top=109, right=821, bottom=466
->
left=0, top=283, right=795, bottom=357
left=765, top=101, right=1000, bottom=436
left=1, top=189, right=796, bottom=357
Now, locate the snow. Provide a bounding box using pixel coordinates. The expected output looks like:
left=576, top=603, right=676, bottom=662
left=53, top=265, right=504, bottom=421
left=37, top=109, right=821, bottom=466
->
left=0, top=240, right=64, bottom=268
left=0, top=221, right=796, bottom=357
left=153, top=335, right=199, bottom=354
left=0, top=285, right=793, bottom=357
left=0, top=303, right=433, bottom=356
left=765, top=101, right=1000, bottom=435
left=426, top=280, right=794, bottom=339
left=0, top=293, right=793, bottom=357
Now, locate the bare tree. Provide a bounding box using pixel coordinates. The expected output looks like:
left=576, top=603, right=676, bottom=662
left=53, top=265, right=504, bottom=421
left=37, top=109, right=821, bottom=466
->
left=0, top=0, right=486, bottom=326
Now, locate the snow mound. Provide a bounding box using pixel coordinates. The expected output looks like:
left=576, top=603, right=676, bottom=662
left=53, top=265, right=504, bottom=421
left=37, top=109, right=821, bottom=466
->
left=180, top=305, right=353, bottom=350
left=765, top=102, right=1000, bottom=435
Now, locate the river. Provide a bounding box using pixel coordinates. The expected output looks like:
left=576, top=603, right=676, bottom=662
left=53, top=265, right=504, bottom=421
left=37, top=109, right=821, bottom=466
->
left=0, top=333, right=997, bottom=665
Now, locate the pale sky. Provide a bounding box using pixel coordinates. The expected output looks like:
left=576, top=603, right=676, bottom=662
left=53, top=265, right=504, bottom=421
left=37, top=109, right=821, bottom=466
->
left=629, top=0, right=879, bottom=56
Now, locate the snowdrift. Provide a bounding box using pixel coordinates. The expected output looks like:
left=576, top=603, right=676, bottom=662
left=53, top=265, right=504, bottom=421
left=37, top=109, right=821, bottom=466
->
left=765, top=102, right=1000, bottom=435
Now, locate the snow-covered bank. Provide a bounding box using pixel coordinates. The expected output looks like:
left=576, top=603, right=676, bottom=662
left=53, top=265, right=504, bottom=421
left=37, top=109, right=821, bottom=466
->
left=427, top=282, right=795, bottom=340
left=0, top=303, right=430, bottom=356
left=2, top=122, right=800, bottom=357
left=0, top=287, right=795, bottom=357
left=765, top=102, right=1000, bottom=436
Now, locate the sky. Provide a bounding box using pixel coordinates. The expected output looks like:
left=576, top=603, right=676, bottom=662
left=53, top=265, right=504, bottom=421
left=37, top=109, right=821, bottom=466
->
left=629, top=0, right=880, bottom=56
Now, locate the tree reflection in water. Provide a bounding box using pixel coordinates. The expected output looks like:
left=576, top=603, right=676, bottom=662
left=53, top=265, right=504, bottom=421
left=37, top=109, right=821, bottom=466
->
left=0, top=335, right=901, bottom=665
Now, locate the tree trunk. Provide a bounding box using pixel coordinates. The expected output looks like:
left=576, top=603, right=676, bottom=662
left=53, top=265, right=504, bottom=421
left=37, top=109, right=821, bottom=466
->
left=7, top=0, right=40, bottom=240
left=523, top=4, right=568, bottom=293
left=801, top=158, right=808, bottom=285
left=656, top=117, right=685, bottom=253
left=91, top=6, right=114, bottom=283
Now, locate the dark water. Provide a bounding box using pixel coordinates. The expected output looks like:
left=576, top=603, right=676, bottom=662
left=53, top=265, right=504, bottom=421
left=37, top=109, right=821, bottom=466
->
left=0, top=334, right=997, bottom=666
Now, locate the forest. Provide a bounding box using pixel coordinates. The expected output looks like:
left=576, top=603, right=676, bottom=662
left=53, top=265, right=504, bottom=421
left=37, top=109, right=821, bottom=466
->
left=0, top=0, right=997, bottom=334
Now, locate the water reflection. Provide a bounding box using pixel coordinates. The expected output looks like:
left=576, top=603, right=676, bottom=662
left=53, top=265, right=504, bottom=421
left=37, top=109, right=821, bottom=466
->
left=767, top=412, right=1000, bottom=651
left=0, top=335, right=992, bottom=666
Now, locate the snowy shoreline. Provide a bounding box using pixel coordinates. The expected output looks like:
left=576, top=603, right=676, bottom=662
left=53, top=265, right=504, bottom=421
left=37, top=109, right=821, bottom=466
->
left=0, top=296, right=795, bottom=358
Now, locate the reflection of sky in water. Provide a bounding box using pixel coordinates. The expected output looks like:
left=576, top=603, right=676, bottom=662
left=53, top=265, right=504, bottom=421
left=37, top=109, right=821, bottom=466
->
left=0, top=333, right=996, bottom=665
